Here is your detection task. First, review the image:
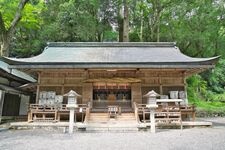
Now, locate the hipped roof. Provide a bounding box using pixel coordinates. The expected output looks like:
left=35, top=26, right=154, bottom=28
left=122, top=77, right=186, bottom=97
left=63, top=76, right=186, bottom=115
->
left=1, top=42, right=219, bottom=69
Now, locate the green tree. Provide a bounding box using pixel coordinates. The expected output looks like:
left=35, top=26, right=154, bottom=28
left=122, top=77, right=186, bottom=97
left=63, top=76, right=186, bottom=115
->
left=0, top=0, right=44, bottom=57
left=206, top=59, right=225, bottom=93
left=160, top=0, right=225, bottom=57
left=0, top=0, right=29, bottom=56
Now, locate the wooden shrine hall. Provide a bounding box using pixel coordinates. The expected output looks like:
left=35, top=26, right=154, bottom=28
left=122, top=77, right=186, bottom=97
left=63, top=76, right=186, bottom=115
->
left=2, top=42, right=219, bottom=130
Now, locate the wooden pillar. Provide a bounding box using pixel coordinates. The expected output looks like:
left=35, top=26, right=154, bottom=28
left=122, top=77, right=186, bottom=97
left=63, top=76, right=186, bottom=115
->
left=183, top=72, right=188, bottom=104
left=0, top=90, right=5, bottom=123
left=61, top=74, right=65, bottom=95
left=35, top=72, right=41, bottom=104
left=82, top=83, right=93, bottom=104
left=159, top=76, right=163, bottom=95
left=183, top=72, right=186, bottom=86
left=84, top=69, right=89, bottom=79
left=61, top=86, right=65, bottom=95
left=131, top=83, right=142, bottom=105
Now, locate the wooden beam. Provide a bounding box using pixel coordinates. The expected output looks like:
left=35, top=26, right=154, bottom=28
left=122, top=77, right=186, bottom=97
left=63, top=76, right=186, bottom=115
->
left=141, top=83, right=185, bottom=87
left=184, top=68, right=207, bottom=77
left=141, top=84, right=160, bottom=87
left=87, top=68, right=137, bottom=71
left=35, top=72, right=41, bottom=104
left=38, top=84, right=83, bottom=87
left=139, top=68, right=186, bottom=72
left=162, top=84, right=185, bottom=87
left=35, top=69, right=86, bottom=72
left=41, top=77, right=84, bottom=79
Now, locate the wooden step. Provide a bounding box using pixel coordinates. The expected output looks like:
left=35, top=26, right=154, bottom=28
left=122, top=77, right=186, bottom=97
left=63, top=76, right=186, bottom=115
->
left=88, top=113, right=137, bottom=123
left=91, top=108, right=134, bottom=113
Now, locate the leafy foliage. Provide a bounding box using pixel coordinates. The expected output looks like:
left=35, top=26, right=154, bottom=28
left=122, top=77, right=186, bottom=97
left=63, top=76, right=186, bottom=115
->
left=0, top=0, right=44, bottom=57
left=207, top=59, right=225, bottom=93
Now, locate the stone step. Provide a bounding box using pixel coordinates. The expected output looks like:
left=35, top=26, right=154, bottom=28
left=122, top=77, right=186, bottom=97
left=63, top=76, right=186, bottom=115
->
left=85, top=127, right=138, bottom=132
left=88, top=120, right=137, bottom=123
left=86, top=121, right=138, bottom=132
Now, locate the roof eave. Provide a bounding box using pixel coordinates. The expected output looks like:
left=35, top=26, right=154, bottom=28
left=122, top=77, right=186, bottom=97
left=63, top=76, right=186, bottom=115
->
left=2, top=55, right=220, bottom=70
left=8, top=63, right=215, bottom=69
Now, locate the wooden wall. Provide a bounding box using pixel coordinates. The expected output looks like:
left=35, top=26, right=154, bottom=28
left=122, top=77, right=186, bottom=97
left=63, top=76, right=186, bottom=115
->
left=82, top=83, right=93, bottom=104
left=36, top=69, right=186, bottom=104
left=37, top=71, right=84, bottom=104
left=131, top=83, right=142, bottom=106
left=139, top=70, right=185, bottom=103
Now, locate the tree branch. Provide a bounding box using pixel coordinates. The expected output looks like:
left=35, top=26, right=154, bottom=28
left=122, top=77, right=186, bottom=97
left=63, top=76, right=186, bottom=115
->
left=8, top=0, right=29, bottom=35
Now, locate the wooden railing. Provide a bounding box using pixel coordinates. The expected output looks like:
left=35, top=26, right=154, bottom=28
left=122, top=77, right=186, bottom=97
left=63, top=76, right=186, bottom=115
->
left=28, top=103, right=88, bottom=123
left=180, top=105, right=196, bottom=121
left=133, top=102, right=141, bottom=123
left=136, top=104, right=150, bottom=122
left=28, top=104, right=58, bottom=122
left=135, top=103, right=183, bottom=129
left=138, top=102, right=196, bottom=121
left=155, top=105, right=183, bottom=129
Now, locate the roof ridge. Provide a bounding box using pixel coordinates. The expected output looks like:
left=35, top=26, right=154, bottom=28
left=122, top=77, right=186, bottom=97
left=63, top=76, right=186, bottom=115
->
left=47, top=42, right=176, bottom=47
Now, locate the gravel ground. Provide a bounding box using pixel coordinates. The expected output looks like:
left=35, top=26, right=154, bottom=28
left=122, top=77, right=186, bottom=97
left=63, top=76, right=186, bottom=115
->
left=0, top=118, right=225, bottom=150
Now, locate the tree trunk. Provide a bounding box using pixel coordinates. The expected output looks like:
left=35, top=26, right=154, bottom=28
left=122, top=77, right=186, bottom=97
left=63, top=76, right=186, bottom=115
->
left=118, top=17, right=124, bottom=42
left=154, top=0, right=161, bottom=42
left=156, top=12, right=160, bottom=42
left=139, top=9, right=143, bottom=42
left=150, top=0, right=161, bottom=42
left=1, top=34, right=10, bottom=57
left=0, top=0, right=29, bottom=56
left=123, top=0, right=129, bottom=42
left=118, top=0, right=129, bottom=42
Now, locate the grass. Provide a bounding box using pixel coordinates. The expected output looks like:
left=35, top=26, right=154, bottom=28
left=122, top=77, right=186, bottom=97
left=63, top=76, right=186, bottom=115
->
left=189, top=97, right=225, bottom=116
left=187, top=85, right=225, bottom=116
